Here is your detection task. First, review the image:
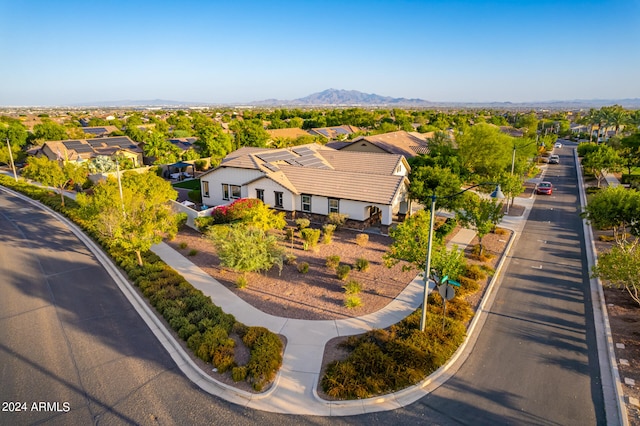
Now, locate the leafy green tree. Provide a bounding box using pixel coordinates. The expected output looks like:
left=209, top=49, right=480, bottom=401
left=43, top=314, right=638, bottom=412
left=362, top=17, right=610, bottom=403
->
left=619, top=133, right=640, bottom=176
left=21, top=156, right=87, bottom=206
left=0, top=119, right=29, bottom=164
left=76, top=172, right=179, bottom=266
left=195, top=123, right=233, bottom=158
left=592, top=241, right=640, bottom=306
left=408, top=165, right=464, bottom=210
left=384, top=209, right=466, bottom=280
left=496, top=171, right=525, bottom=211
left=230, top=120, right=270, bottom=149
left=208, top=226, right=284, bottom=274
left=455, top=193, right=504, bottom=257
left=582, top=186, right=640, bottom=241
left=32, top=121, right=69, bottom=142
left=456, top=123, right=513, bottom=179
left=143, top=131, right=181, bottom=165
left=582, top=144, right=621, bottom=187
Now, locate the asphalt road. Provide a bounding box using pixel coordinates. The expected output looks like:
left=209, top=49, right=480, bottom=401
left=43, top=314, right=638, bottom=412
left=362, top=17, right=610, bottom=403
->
left=0, top=145, right=606, bottom=425
left=409, top=144, right=606, bottom=424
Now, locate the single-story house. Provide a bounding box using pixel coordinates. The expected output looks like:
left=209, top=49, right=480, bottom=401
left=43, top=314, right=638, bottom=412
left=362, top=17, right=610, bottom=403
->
left=39, top=136, right=143, bottom=166
left=199, top=143, right=412, bottom=230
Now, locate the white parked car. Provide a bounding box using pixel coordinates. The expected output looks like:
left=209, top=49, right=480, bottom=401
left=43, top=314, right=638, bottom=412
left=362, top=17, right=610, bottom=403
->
left=554, top=142, right=563, bottom=148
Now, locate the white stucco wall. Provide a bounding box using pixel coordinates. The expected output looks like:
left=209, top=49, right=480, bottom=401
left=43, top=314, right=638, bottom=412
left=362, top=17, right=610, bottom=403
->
left=246, top=178, right=295, bottom=211
left=200, top=167, right=263, bottom=206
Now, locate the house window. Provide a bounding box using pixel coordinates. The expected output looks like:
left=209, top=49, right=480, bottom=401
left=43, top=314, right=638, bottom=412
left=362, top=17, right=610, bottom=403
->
left=301, top=194, right=312, bottom=212
left=328, top=198, right=339, bottom=213
left=256, top=189, right=264, bottom=202
left=274, top=191, right=283, bottom=208
left=202, top=181, right=209, bottom=197
left=231, top=185, right=241, bottom=199
left=222, top=184, right=241, bottom=200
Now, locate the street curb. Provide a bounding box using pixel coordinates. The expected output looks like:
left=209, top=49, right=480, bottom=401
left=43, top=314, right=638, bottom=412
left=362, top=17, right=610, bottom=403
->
left=0, top=186, right=263, bottom=407
left=574, top=150, right=628, bottom=426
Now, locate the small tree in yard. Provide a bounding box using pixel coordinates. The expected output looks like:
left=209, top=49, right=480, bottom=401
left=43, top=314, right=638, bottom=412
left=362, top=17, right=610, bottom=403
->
left=582, top=145, right=621, bottom=188
left=22, top=156, right=88, bottom=207
left=456, top=193, right=504, bottom=258
left=582, top=186, right=640, bottom=242
left=76, top=172, right=179, bottom=266
left=592, top=240, right=640, bottom=306
left=384, top=209, right=466, bottom=280
left=208, top=225, right=285, bottom=274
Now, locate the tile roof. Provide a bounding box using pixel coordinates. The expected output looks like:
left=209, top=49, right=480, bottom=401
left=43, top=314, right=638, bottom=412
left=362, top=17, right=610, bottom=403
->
left=209, top=143, right=408, bottom=205
left=347, top=130, right=429, bottom=157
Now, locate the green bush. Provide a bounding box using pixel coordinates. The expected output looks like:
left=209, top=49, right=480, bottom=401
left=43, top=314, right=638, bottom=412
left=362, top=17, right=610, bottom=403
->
left=295, top=218, right=310, bottom=230
left=188, top=249, right=198, bottom=256
left=336, top=264, right=351, bottom=281
left=344, top=295, right=362, bottom=308
left=343, top=280, right=362, bottom=295
left=194, top=159, right=208, bottom=171
left=326, top=255, right=341, bottom=270
left=464, top=264, right=486, bottom=280
left=355, top=233, right=369, bottom=246
left=327, top=212, right=348, bottom=228
left=178, top=242, right=188, bottom=249
left=297, top=262, right=309, bottom=273
left=232, top=366, right=248, bottom=382
left=236, top=275, right=248, bottom=288
left=355, top=257, right=369, bottom=272
left=300, top=228, right=321, bottom=250
left=322, top=223, right=336, bottom=244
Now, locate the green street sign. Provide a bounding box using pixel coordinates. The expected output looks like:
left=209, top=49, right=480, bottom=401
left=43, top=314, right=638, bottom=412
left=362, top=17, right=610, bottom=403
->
left=448, top=280, right=461, bottom=287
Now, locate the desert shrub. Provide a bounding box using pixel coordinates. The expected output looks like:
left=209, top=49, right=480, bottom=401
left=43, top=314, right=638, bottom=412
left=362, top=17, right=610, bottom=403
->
left=464, top=264, right=487, bottom=280
left=284, top=253, right=297, bottom=265
left=178, top=323, right=199, bottom=340
left=599, top=234, right=615, bottom=242
left=235, top=275, right=248, bottom=288
left=355, top=233, right=369, bottom=246
left=494, top=227, right=508, bottom=235
left=243, top=327, right=283, bottom=391
left=336, top=264, right=351, bottom=281
left=232, top=366, right=248, bottom=382
left=586, top=186, right=601, bottom=194
left=343, top=280, right=362, bottom=295
left=285, top=227, right=296, bottom=246
left=296, top=218, right=310, bottom=230
left=344, top=295, right=362, bottom=308
left=188, top=249, right=198, bottom=256
left=213, top=345, right=236, bottom=373
left=326, top=255, right=341, bottom=270
left=297, top=262, right=309, bottom=273
left=322, top=224, right=336, bottom=244
left=194, top=216, right=215, bottom=232
left=178, top=242, right=188, bottom=249
left=300, top=228, right=321, bottom=250
left=327, top=212, right=348, bottom=228
left=209, top=226, right=285, bottom=274
left=355, top=257, right=369, bottom=272
left=455, top=276, right=480, bottom=294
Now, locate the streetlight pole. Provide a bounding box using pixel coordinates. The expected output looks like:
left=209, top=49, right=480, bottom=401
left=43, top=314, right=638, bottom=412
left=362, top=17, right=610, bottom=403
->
left=6, top=138, right=18, bottom=182
left=419, top=183, right=505, bottom=332
left=115, top=158, right=126, bottom=219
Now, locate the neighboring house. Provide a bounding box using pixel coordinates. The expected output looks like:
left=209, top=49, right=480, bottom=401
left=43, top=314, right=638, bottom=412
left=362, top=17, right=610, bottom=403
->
left=307, top=125, right=359, bottom=140
left=80, top=126, right=120, bottom=137
left=168, top=137, right=198, bottom=152
left=266, top=128, right=311, bottom=140
left=39, top=136, right=143, bottom=166
left=328, top=130, right=430, bottom=158
left=199, top=144, right=412, bottom=231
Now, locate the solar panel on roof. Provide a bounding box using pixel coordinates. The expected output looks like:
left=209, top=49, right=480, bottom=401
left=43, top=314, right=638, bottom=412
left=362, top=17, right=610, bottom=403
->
left=88, top=140, right=104, bottom=147
left=264, top=163, right=279, bottom=172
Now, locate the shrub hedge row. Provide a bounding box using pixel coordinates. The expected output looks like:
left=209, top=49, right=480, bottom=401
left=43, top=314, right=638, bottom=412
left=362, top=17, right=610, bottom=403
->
left=0, top=176, right=283, bottom=392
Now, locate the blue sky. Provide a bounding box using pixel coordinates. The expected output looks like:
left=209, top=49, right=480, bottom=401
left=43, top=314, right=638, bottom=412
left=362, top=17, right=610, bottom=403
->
left=1, top=0, right=639, bottom=106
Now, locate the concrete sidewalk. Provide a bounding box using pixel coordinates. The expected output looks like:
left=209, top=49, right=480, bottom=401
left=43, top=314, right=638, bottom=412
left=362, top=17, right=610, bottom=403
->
left=151, top=223, right=482, bottom=415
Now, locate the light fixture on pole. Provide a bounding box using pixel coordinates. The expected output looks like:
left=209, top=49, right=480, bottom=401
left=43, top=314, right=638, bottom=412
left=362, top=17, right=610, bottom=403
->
left=419, top=183, right=505, bottom=332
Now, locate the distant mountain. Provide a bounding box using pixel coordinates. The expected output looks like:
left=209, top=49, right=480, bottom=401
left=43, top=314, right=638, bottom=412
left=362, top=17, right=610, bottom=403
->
left=251, top=89, right=433, bottom=106
left=65, top=90, right=640, bottom=109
